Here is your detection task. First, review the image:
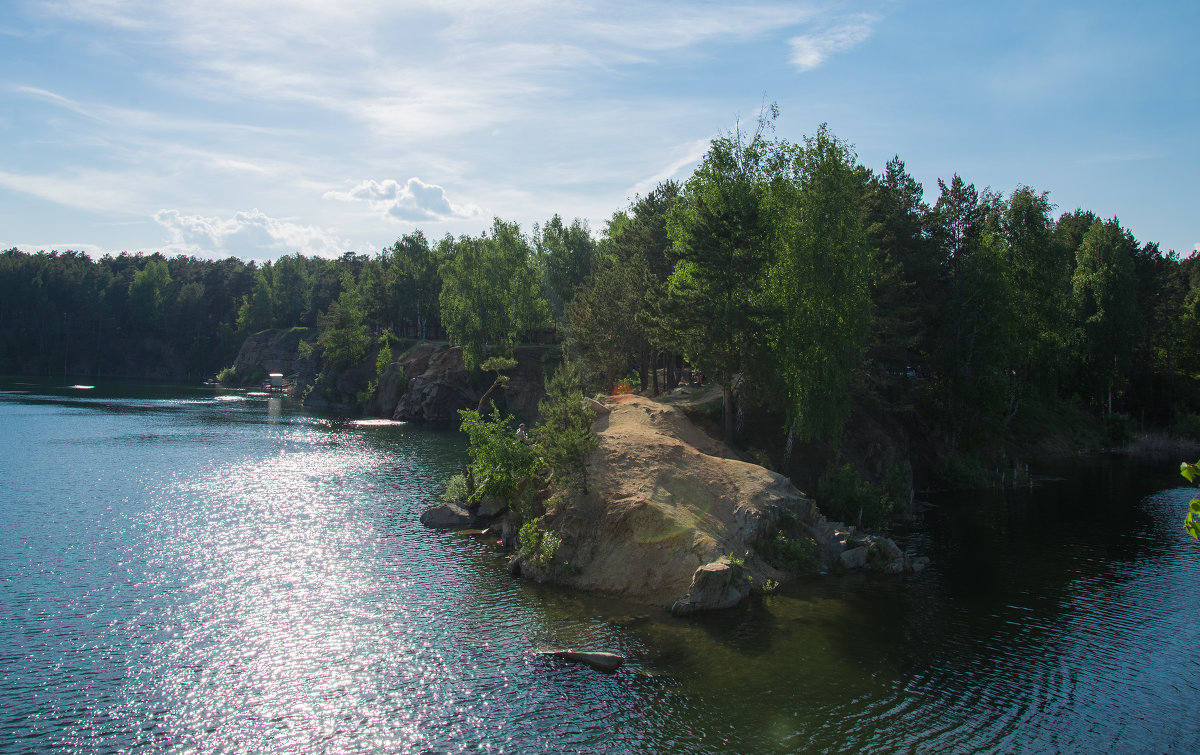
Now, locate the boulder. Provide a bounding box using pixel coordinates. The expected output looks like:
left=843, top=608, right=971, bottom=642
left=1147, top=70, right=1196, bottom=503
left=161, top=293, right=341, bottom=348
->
left=876, top=537, right=904, bottom=562
left=839, top=546, right=869, bottom=570
left=420, top=502, right=474, bottom=528
left=670, top=557, right=751, bottom=616
left=420, top=499, right=509, bottom=529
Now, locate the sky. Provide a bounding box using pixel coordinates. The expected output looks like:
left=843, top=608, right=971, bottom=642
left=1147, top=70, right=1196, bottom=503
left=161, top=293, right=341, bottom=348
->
left=0, top=0, right=1196, bottom=262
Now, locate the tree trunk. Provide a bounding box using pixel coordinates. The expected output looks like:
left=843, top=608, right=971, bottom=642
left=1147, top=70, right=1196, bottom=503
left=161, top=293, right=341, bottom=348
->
left=723, top=385, right=735, bottom=446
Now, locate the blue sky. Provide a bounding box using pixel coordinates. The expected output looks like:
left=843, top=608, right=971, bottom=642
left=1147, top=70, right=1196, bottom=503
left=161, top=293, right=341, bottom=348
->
left=1, top=1, right=1196, bottom=261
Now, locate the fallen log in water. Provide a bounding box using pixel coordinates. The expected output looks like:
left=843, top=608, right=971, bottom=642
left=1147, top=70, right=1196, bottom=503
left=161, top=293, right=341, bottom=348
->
left=532, top=649, right=624, bottom=672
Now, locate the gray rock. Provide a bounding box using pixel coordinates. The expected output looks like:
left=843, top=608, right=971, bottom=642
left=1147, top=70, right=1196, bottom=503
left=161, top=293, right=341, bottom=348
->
left=419, top=502, right=473, bottom=528
left=876, top=537, right=904, bottom=562
left=670, top=558, right=750, bottom=616
left=839, top=546, right=869, bottom=570
left=883, top=558, right=905, bottom=575
left=474, top=497, right=508, bottom=519
left=908, top=555, right=931, bottom=573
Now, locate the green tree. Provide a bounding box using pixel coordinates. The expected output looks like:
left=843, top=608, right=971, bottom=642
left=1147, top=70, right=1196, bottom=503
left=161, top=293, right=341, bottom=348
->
left=1071, top=218, right=1138, bottom=415
left=270, top=254, right=310, bottom=328
left=439, top=219, right=547, bottom=369
left=316, top=271, right=370, bottom=370
left=534, top=358, right=599, bottom=493
left=127, top=257, right=173, bottom=333
left=533, top=215, right=595, bottom=329
left=766, top=124, right=872, bottom=444
left=666, top=122, right=774, bottom=443
left=237, top=267, right=273, bottom=333
left=386, top=230, right=442, bottom=339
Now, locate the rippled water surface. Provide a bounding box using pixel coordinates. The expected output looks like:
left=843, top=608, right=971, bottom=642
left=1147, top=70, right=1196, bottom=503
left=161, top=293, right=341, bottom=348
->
left=3, top=378, right=1200, bottom=753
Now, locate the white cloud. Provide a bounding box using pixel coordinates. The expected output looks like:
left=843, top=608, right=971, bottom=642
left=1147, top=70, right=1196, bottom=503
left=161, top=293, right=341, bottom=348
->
left=789, top=14, right=876, bottom=72
left=626, top=137, right=712, bottom=200
left=154, top=208, right=352, bottom=259
left=324, top=178, right=481, bottom=223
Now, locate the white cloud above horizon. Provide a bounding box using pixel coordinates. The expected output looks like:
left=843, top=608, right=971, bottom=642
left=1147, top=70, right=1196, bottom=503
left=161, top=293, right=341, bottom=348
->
left=324, top=178, right=482, bottom=223
left=154, top=208, right=353, bottom=259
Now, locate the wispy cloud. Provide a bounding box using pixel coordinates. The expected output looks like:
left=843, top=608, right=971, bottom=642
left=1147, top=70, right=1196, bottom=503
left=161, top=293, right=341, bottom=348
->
left=154, top=208, right=352, bottom=259
left=789, top=14, right=876, bottom=72
left=626, top=137, right=712, bottom=200
left=324, top=178, right=481, bottom=223
left=0, top=168, right=145, bottom=213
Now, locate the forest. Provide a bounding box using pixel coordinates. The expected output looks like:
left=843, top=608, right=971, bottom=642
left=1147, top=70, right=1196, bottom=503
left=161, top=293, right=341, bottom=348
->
left=3, top=120, right=1200, bottom=490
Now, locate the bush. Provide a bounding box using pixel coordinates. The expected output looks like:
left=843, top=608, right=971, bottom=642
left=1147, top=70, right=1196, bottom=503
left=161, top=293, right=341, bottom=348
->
left=758, top=531, right=817, bottom=572
left=817, top=464, right=892, bottom=530
left=458, top=405, right=540, bottom=519
left=441, top=473, right=470, bottom=504
left=519, top=517, right=561, bottom=567
left=216, top=366, right=238, bottom=385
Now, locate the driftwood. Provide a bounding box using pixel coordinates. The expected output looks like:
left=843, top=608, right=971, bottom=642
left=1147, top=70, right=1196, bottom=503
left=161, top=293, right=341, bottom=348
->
left=532, top=649, right=624, bottom=672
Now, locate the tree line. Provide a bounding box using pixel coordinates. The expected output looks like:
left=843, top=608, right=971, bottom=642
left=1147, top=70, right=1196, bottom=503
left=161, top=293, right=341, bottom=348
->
left=4, top=118, right=1200, bottom=478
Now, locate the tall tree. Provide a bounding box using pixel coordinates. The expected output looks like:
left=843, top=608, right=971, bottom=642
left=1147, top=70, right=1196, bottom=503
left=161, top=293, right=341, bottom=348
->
left=439, top=219, right=547, bottom=369
left=533, top=215, right=595, bottom=330
left=1071, top=218, right=1138, bottom=415
left=665, top=123, right=773, bottom=443
left=766, top=124, right=872, bottom=444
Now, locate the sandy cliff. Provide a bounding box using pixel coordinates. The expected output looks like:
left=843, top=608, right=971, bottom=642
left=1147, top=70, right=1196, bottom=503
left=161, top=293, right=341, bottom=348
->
left=515, top=394, right=825, bottom=609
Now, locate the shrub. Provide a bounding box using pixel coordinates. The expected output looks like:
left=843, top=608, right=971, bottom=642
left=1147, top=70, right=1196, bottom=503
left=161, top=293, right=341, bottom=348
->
left=758, top=531, right=817, bottom=572
left=458, top=405, right=540, bottom=518
left=818, top=464, right=892, bottom=530
left=441, top=473, right=470, bottom=504
left=216, top=366, right=238, bottom=385
left=519, top=517, right=560, bottom=567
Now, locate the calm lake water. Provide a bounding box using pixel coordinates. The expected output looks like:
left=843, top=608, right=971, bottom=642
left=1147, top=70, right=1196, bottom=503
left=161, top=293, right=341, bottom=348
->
left=2, top=378, right=1199, bottom=753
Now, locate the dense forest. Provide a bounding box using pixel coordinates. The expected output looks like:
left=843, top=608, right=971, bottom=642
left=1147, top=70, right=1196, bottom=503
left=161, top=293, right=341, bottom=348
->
left=4, top=120, right=1199, bottom=489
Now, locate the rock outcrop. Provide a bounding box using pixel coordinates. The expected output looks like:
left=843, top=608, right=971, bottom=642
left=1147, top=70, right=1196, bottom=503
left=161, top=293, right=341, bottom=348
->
left=391, top=344, right=546, bottom=423
left=231, top=328, right=317, bottom=381
left=513, top=395, right=821, bottom=608
left=510, top=393, right=928, bottom=613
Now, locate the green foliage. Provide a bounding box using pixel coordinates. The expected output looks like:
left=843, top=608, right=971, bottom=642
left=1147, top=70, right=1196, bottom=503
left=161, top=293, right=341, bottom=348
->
left=458, top=405, right=541, bottom=515
left=376, top=338, right=394, bottom=378
left=216, top=365, right=238, bottom=385
left=1180, top=460, right=1200, bottom=540
left=128, top=258, right=172, bottom=333
left=441, top=473, right=470, bottom=504
left=758, top=531, right=817, bottom=572
left=817, top=464, right=899, bottom=530
left=765, top=124, right=873, bottom=443
left=519, top=517, right=561, bottom=566
left=439, top=219, right=548, bottom=369
left=534, top=358, right=599, bottom=493
left=316, top=271, right=370, bottom=370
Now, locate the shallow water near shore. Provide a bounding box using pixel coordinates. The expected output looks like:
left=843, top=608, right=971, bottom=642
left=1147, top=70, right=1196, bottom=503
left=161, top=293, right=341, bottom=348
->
left=3, top=377, right=1199, bottom=753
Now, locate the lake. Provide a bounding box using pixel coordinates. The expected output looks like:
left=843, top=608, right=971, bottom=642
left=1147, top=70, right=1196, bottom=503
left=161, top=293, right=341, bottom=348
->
left=2, top=378, right=1199, bottom=753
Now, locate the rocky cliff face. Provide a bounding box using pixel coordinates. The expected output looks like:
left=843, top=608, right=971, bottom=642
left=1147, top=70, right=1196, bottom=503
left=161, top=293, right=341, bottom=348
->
left=231, top=328, right=318, bottom=384
left=390, top=344, right=547, bottom=423
left=230, top=330, right=549, bottom=421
